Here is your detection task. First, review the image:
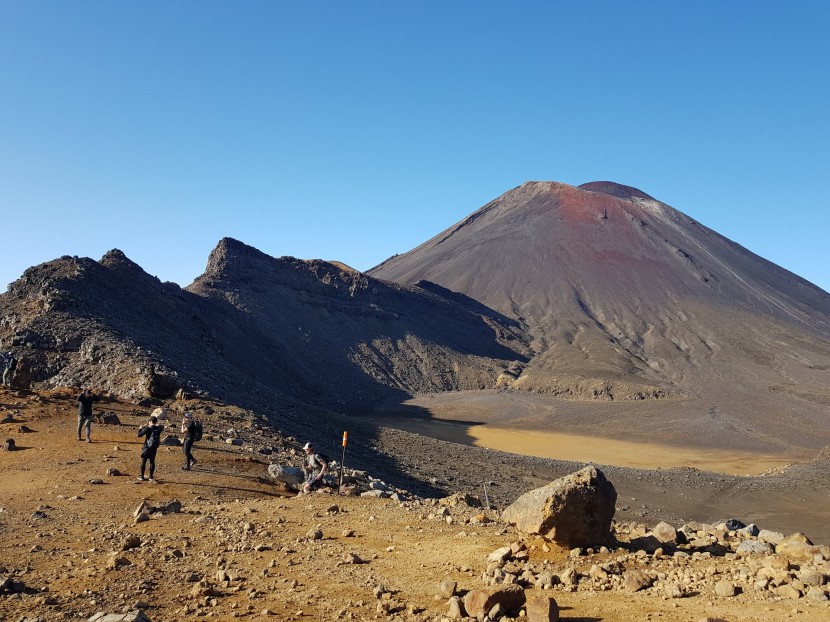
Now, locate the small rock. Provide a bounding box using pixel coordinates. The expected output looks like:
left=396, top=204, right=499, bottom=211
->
left=437, top=580, right=457, bottom=599
left=623, top=570, right=653, bottom=592
left=121, top=534, right=142, bottom=551
left=447, top=595, right=465, bottom=620
left=714, top=579, right=737, bottom=597
left=525, top=592, right=559, bottom=622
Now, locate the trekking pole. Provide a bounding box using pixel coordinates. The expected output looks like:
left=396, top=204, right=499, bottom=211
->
left=338, top=431, right=348, bottom=495
left=482, top=481, right=491, bottom=510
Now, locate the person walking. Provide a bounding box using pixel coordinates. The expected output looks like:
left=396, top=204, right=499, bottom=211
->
left=137, top=415, right=163, bottom=482
left=76, top=388, right=99, bottom=442
left=180, top=412, right=198, bottom=470
left=2, top=351, right=17, bottom=387
left=301, top=442, right=330, bottom=494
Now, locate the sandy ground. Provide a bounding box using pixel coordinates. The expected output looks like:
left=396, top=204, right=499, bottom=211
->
left=2, top=387, right=830, bottom=621
left=363, top=415, right=796, bottom=476
left=369, top=390, right=817, bottom=474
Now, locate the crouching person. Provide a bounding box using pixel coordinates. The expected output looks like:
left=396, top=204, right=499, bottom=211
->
left=301, top=442, right=330, bottom=494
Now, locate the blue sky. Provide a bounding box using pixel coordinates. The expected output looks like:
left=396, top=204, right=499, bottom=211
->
left=1, top=2, right=828, bottom=293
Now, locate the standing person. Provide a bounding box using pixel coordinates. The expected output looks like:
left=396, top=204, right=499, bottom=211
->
left=76, top=388, right=99, bottom=442
left=137, top=415, right=163, bottom=482
left=2, top=351, right=16, bottom=387
left=301, top=442, right=330, bottom=494
left=180, top=412, right=198, bottom=470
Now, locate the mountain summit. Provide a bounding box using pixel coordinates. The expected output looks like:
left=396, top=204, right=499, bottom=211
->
left=369, top=181, right=830, bottom=451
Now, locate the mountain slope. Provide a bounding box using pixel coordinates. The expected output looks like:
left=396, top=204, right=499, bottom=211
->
left=369, top=181, right=830, bottom=451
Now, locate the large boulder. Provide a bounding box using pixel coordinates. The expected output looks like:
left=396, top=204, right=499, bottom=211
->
left=267, top=464, right=305, bottom=488
left=501, top=465, right=617, bottom=548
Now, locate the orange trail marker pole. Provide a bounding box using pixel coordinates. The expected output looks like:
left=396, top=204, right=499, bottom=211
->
left=338, top=431, right=348, bottom=495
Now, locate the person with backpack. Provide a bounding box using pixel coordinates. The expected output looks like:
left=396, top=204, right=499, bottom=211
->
left=137, top=415, right=163, bottom=482
left=76, top=388, right=99, bottom=442
left=301, top=442, right=330, bottom=494
left=2, top=351, right=17, bottom=387
left=180, top=412, right=200, bottom=470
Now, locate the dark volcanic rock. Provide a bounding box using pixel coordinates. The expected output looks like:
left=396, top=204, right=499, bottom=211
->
left=0, top=239, right=530, bottom=414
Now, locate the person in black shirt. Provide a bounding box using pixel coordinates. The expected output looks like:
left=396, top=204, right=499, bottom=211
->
left=180, top=412, right=198, bottom=470
left=76, top=389, right=99, bottom=442
left=2, top=351, right=17, bottom=387
left=137, top=415, right=163, bottom=482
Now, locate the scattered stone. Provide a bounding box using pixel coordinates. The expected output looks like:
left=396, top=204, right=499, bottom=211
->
left=714, top=579, right=737, bottom=597
left=121, top=534, right=142, bottom=551
left=107, top=468, right=122, bottom=477
left=524, top=592, right=559, bottom=622
left=447, top=595, right=465, bottom=620
left=487, top=546, right=512, bottom=564
left=161, top=500, right=182, bottom=514
left=463, top=584, right=525, bottom=619
left=89, top=478, right=105, bottom=485
left=736, top=540, right=773, bottom=556
left=3, top=439, right=16, bottom=451
left=88, top=611, right=151, bottom=622
left=106, top=555, right=132, bottom=570
left=98, top=412, right=121, bottom=425
left=437, top=580, right=457, bottom=599
left=440, top=492, right=482, bottom=508
left=652, top=521, right=678, bottom=544
left=623, top=570, right=654, bottom=592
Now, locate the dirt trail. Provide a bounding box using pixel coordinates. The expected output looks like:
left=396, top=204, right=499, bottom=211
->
left=2, top=388, right=830, bottom=621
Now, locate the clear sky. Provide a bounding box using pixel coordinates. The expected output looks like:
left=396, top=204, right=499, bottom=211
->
left=2, top=2, right=828, bottom=294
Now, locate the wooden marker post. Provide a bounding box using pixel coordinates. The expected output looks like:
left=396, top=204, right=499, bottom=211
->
left=338, top=431, right=348, bottom=495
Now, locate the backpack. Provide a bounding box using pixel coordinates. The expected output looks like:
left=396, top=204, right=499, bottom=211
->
left=146, top=428, right=159, bottom=449
left=192, top=420, right=203, bottom=442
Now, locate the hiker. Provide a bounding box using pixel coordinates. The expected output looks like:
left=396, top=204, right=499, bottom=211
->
left=180, top=412, right=198, bottom=470
left=2, top=351, right=17, bottom=387
left=76, top=388, right=99, bottom=442
left=301, top=442, right=330, bottom=494
left=137, top=415, right=163, bottom=482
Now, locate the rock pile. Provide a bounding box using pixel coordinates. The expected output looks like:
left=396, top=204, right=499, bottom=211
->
left=266, top=461, right=408, bottom=500
left=441, top=518, right=830, bottom=620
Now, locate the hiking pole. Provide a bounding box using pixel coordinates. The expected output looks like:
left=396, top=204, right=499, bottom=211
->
left=338, top=431, right=348, bottom=495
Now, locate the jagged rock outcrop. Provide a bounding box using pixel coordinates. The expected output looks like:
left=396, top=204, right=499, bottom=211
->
left=0, top=239, right=530, bottom=414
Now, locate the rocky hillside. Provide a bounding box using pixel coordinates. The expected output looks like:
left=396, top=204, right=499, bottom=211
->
left=370, top=181, right=830, bottom=452
left=0, top=239, right=530, bottom=415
